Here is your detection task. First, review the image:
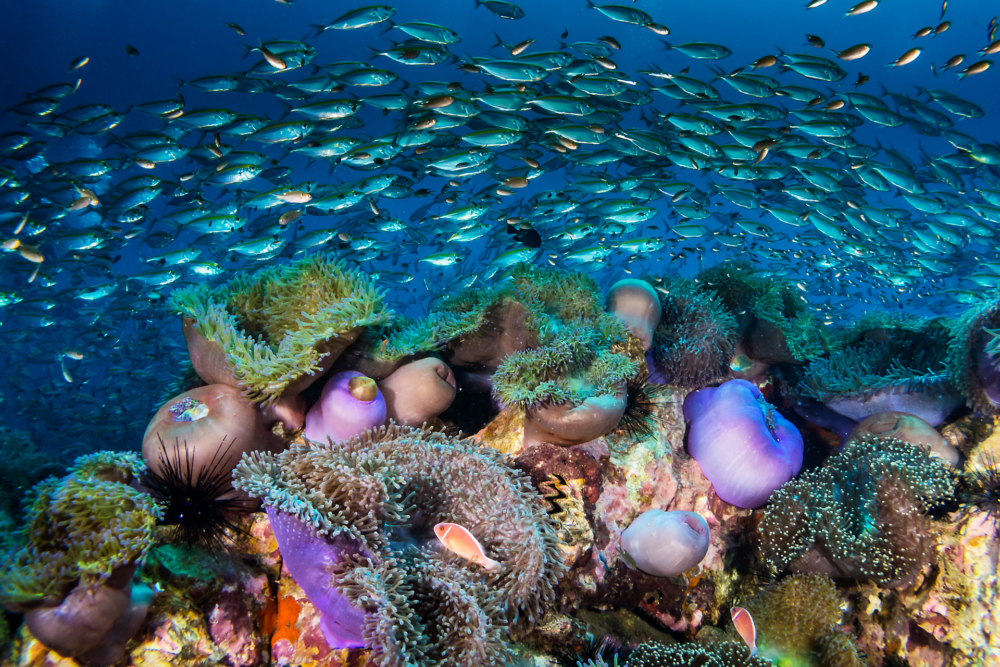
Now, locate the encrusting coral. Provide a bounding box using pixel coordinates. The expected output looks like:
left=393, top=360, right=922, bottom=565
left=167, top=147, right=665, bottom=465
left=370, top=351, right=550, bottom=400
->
left=169, top=255, right=392, bottom=406
left=947, top=291, right=1000, bottom=415
left=799, top=311, right=962, bottom=425
left=644, top=275, right=738, bottom=387
left=727, top=574, right=862, bottom=667
left=759, top=436, right=954, bottom=587
left=232, top=424, right=567, bottom=666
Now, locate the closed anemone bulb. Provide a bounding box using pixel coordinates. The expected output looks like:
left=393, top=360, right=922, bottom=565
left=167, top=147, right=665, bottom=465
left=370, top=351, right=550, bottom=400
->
left=140, top=436, right=255, bottom=550
left=959, top=451, right=1000, bottom=524
left=614, top=371, right=665, bottom=441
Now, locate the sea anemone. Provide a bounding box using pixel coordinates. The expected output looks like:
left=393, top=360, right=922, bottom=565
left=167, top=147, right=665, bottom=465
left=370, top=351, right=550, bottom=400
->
left=606, top=278, right=662, bottom=351
left=947, top=291, right=1000, bottom=415
left=0, top=452, right=160, bottom=664
left=578, top=642, right=771, bottom=667
left=168, top=255, right=392, bottom=406
left=142, top=384, right=285, bottom=508
left=759, top=436, right=954, bottom=587
left=619, top=509, right=710, bottom=577
left=377, top=357, right=457, bottom=426
left=799, top=313, right=962, bottom=426
left=232, top=425, right=567, bottom=665
left=684, top=379, right=804, bottom=509
left=140, top=437, right=255, bottom=550
left=728, top=574, right=862, bottom=667
left=644, top=275, right=738, bottom=388
left=697, top=261, right=827, bottom=365
left=303, top=371, right=387, bottom=443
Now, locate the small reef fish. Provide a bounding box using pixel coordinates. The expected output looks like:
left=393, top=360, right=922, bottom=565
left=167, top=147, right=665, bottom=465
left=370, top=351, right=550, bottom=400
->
left=731, top=606, right=758, bottom=656
left=434, top=523, right=500, bottom=570
left=729, top=355, right=754, bottom=372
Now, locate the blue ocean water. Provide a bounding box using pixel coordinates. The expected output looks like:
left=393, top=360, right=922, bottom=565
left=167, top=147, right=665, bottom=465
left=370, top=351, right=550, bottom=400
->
left=0, top=0, right=998, bottom=455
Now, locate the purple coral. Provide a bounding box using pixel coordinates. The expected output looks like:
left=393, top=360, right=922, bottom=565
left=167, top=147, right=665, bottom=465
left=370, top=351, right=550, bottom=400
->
left=684, top=379, right=803, bottom=509
left=304, top=371, right=387, bottom=443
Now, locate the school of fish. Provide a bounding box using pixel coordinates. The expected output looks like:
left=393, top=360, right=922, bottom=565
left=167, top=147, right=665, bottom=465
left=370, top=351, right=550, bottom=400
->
left=0, top=0, right=998, bottom=452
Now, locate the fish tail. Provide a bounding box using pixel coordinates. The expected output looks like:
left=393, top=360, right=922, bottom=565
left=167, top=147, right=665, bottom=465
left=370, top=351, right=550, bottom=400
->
left=309, top=24, right=327, bottom=38
left=660, top=40, right=674, bottom=51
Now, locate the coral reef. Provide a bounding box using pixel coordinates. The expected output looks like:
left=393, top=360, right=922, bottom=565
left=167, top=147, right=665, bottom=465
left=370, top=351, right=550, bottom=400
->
left=684, top=380, right=803, bottom=509
left=759, top=436, right=954, bottom=587
left=169, top=255, right=391, bottom=405
left=644, top=276, right=738, bottom=388
left=0, top=428, right=67, bottom=527
left=232, top=425, right=567, bottom=666
left=800, top=312, right=962, bottom=426
left=947, top=291, right=1000, bottom=415
left=725, top=574, right=862, bottom=666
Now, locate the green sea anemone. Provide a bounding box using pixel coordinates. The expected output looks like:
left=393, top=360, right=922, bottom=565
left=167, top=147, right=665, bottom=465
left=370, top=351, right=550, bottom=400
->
left=0, top=452, right=160, bottom=606
left=799, top=312, right=962, bottom=425
left=759, top=436, right=954, bottom=587
left=645, top=275, right=738, bottom=387
left=698, top=261, right=826, bottom=364
left=947, top=291, right=1000, bottom=415
left=169, top=255, right=392, bottom=405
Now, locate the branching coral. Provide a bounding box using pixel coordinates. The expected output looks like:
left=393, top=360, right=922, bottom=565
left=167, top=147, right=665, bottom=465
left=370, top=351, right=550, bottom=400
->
left=728, top=574, right=862, bottom=666
left=0, top=451, right=160, bottom=606
left=644, top=276, right=738, bottom=388
left=232, top=425, right=567, bottom=666
left=800, top=313, right=961, bottom=425
left=169, top=255, right=391, bottom=405
left=759, top=436, right=954, bottom=587
left=697, top=261, right=826, bottom=364
left=947, top=291, right=1000, bottom=415
left=580, top=642, right=771, bottom=667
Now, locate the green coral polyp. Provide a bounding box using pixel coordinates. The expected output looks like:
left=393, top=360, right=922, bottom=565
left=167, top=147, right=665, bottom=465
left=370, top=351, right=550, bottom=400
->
left=169, top=255, right=392, bottom=404
left=0, top=452, right=160, bottom=606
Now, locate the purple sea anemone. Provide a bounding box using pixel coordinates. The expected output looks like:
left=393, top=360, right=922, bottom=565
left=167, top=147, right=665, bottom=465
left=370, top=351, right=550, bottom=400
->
left=684, top=379, right=803, bottom=509
left=304, top=371, right=387, bottom=443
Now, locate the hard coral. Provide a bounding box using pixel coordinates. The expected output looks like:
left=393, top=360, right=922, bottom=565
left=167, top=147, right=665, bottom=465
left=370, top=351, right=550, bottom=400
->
left=800, top=312, right=961, bottom=425
left=644, top=275, right=738, bottom=388
left=729, top=574, right=862, bottom=667
left=233, top=425, right=566, bottom=666
left=169, top=255, right=391, bottom=406
left=760, top=436, right=954, bottom=587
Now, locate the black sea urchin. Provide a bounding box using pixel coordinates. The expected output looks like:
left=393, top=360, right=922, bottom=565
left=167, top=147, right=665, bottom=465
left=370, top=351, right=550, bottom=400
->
left=613, top=371, right=666, bottom=443
left=958, top=451, right=1000, bottom=524
left=141, top=436, right=254, bottom=550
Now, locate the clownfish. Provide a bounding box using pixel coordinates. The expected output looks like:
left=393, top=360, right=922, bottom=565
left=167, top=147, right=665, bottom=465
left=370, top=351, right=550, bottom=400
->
left=731, top=606, right=758, bottom=656
left=434, top=523, right=501, bottom=571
